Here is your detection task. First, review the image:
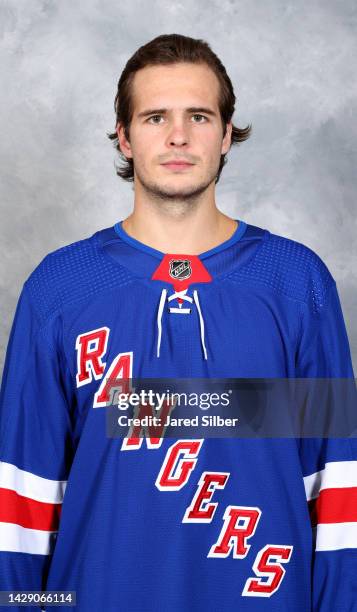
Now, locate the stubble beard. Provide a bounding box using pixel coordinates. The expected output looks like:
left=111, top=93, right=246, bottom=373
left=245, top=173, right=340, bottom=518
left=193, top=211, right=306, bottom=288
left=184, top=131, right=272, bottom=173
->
left=133, top=163, right=219, bottom=210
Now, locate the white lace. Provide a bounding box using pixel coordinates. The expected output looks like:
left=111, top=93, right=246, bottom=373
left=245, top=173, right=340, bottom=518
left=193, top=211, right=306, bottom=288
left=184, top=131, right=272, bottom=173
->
left=156, top=288, right=208, bottom=360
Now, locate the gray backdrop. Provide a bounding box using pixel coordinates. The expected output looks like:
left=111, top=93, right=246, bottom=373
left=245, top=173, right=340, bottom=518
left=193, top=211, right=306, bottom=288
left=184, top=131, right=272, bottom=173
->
left=1, top=0, right=356, bottom=374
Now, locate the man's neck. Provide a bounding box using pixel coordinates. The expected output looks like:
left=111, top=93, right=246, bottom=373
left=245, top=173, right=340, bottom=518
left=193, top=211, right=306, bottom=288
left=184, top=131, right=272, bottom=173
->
left=121, top=207, right=238, bottom=255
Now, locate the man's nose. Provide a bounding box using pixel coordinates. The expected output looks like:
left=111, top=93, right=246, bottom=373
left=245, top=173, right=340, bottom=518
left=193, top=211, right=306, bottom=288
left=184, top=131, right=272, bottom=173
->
left=166, top=119, right=189, bottom=147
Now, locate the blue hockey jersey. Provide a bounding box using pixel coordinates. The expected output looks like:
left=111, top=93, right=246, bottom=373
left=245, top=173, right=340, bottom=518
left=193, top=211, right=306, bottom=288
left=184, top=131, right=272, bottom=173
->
left=0, top=219, right=356, bottom=611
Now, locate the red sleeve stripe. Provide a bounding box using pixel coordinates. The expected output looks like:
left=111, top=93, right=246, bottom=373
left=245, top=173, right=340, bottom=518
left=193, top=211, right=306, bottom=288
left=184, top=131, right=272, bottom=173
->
left=308, top=487, right=357, bottom=526
left=0, top=487, right=62, bottom=531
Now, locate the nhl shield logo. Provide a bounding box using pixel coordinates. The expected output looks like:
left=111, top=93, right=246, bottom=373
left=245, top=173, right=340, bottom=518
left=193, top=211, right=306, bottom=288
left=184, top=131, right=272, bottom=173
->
left=169, top=259, right=192, bottom=280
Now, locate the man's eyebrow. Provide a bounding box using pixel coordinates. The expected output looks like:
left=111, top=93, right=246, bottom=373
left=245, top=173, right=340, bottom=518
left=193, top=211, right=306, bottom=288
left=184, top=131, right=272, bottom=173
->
left=186, top=107, right=217, bottom=116
left=137, top=107, right=217, bottom=118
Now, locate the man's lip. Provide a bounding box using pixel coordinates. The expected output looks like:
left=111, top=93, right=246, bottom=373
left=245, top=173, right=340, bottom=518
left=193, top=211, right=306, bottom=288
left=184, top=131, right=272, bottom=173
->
left=161, top=161, right=195, bottom=168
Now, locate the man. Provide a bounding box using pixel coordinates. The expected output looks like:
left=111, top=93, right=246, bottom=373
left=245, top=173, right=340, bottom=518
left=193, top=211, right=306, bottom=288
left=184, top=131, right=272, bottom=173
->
left=0, top=34, right=356, bottom=611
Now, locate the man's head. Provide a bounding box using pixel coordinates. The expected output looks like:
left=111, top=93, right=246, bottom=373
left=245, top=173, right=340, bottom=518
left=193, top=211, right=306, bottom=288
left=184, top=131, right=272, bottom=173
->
left=108, top=34, right=252, bottom=201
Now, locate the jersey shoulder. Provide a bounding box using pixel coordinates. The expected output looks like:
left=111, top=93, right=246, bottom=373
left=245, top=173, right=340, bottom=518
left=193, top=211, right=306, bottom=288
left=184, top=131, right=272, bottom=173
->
left=231, top=226, right=336, bottom=313
left=23, top=228, right=133, bottom=326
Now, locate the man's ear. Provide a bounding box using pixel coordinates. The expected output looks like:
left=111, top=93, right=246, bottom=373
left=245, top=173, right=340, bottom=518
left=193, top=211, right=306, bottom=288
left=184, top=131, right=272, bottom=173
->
left=221, top=122, right=232, bottom=155
left=116, top=123, right=133, bottom=159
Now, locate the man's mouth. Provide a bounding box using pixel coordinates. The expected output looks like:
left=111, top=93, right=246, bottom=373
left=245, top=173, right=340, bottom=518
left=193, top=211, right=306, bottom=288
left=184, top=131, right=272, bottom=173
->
left=161, top=161, right=195, bottom=171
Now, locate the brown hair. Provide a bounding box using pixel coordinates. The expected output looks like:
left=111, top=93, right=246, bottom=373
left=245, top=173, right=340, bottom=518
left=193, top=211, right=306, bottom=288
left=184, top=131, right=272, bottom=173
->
left=107, top=33, right=252, bottom=183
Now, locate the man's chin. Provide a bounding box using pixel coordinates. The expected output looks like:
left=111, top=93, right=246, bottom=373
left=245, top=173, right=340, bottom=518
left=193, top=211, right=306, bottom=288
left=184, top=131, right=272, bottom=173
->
left=140, top=179, right=214, bottom=201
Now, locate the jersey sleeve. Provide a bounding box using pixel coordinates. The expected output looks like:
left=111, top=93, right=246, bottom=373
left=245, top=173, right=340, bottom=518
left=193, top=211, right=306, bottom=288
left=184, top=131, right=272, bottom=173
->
left=0, top=282, right=75, bottom=606
left=295, top=280, right=354, bottom=378
left=295, top=277, right=357, bottom=610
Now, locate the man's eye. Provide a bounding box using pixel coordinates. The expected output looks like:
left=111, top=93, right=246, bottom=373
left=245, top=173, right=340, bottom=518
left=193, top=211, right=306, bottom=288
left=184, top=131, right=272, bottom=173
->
left=148, top=115, right=164, bottom=124
left=192, top=114, right=207, bottom=123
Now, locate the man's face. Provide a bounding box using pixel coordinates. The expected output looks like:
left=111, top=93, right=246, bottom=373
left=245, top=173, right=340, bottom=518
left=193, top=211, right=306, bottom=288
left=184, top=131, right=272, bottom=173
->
left=117, top=62, right=232, bottom=200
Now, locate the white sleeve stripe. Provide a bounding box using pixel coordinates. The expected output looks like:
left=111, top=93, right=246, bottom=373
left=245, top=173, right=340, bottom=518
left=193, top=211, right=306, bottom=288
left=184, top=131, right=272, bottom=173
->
left=0, top=461, right=67, bottom=504
left=315, top=522, right=357, bottom=551
left=0, top=522, right=57, bottom=555
left=303, top=461, right=357, bottom=501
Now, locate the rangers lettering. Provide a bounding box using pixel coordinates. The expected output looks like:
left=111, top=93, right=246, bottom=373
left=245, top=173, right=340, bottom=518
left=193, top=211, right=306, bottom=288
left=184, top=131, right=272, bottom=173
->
left=242, top=544, right=293, bottom=597
left=155, top=440, right=203, bottom=490
left=182, top=471, right=230, bottom=523
left=121, top=396, right=176, bottom=451
left=93, top=352, right=133, bottom=408
left=208, top=505, right=261, bottom=559
left=75, top=326, right=109, bottom=387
